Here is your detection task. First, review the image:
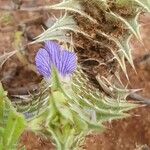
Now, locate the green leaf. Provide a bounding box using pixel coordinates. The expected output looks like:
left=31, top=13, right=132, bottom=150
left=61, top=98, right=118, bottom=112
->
left=0, top=83, right=27, bottom=150
left=3, top=112, right=26, bottom=149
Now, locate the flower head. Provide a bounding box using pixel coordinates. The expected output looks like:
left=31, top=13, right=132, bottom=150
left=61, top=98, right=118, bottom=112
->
left=35, top=41, right=77, bottom=79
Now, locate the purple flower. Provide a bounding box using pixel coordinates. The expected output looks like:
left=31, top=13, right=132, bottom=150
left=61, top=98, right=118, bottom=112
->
left=35, top=41, right=77, bottom=79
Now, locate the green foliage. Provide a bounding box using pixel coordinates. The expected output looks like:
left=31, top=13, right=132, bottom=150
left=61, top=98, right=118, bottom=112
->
left=0, top=83, right=26, bottom=150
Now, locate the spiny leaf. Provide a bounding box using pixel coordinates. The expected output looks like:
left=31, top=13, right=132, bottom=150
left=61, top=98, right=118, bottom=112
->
left=34, top=14, right=92, bottom=45
left=109, top=11, right=141, bottom=41
left=97, top=111, right=129, bottom=122
left=35, top=14, right=77, bottom=39
left=96, top=30, right=129, bottom=78
left=111, top=49, right=129, bottom=80
left=12, top=81, right=50, bottom=121
left=96, top=75, right=129, bottom=99
left=72, top=69, right=136, bottom=112
left=113, top=34, right=136, bottom=71
left=49, top=0, right=97, bottom=23
left=33, top=30, right=71, bottom=44
left=12, top=91, right=49, bottom=121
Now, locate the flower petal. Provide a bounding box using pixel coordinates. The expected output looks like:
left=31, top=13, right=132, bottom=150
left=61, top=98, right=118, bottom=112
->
left=35, top=41, right=77, bottom=79
left=59, top=50, right=77, bottom=76
left=45, top=41, right=61, bottom=66
left=35, top=48, right=51, bottom=78
left=44, top=41, right=77, bottom=76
